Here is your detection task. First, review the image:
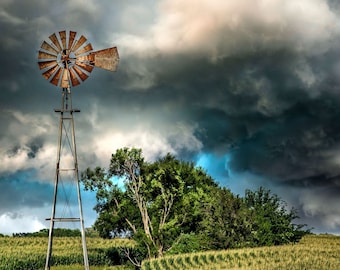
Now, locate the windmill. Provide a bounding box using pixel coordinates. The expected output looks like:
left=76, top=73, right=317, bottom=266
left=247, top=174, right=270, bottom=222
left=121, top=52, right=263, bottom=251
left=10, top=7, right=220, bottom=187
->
left=37, top=30, right=119, bottom=270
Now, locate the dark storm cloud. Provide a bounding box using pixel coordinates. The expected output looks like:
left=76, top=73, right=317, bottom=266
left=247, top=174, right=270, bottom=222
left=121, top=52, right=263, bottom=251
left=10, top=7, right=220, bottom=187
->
left=223, top=92, right=340, bottom=179
left=1, top=0, right=340, bottom=233
left=282, top=174, right=340, bottom=191
left=114, top=47, right=340, bottom=181
left=105, top=0, right=340, bottom=232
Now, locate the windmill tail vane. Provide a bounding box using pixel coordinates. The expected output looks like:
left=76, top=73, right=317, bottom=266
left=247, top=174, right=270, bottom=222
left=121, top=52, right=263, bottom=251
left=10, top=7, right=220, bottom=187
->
left=38, top=30, right=119, bottom=88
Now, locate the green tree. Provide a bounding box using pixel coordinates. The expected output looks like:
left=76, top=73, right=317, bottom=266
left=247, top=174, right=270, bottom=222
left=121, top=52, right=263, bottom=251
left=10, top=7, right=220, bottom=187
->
left=198, top=187, right=253, bottom=249
left=82, top=147, right=217, bottom=264
left=244, top=187, right=309, bottom=246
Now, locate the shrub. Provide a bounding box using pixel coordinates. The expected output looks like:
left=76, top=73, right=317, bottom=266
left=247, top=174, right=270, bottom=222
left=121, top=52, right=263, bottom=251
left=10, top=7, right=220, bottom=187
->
left=166, top=233, right=207, bottom=255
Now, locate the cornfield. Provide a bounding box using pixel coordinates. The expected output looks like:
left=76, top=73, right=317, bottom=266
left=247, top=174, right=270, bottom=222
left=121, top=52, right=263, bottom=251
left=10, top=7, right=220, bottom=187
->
left=0, top=236, right=135, bottom=270
left=1, top=234, right=339, bottom=269
left=142, top=234, right=340, bottom=270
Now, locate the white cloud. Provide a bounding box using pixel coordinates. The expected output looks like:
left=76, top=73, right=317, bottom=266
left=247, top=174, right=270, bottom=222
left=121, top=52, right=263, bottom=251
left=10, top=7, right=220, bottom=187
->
left=0, top=212, right=45, bottom=235
left=111, top=0, right=340, bottom=92
left=157, top=0, right=338, bottom=55
left=0, top=110, right=56, bottom=179
left=115, top=0, right=339, bottom=59
left=0, top=199, right=97, bottom=235
left=0, top=107, right=203, bottom=182
left=82, top=122, right=202, bottom=167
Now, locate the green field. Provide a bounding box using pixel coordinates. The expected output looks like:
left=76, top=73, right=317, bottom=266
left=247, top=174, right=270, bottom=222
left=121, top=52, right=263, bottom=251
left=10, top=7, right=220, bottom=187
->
left=142, top=234, right=340, bottom=270
left=0, top=236, right=135, bottom=270
left=1, top=234, right=339, bottom=269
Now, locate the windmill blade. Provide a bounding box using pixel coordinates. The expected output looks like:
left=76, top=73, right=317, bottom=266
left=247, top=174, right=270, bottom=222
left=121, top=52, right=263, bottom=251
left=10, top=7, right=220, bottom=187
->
left=59, top=30, right=67, bottom=51
left=50, top=67, right=63, bottom=86
left=69, top=68, right=81, bottom=86
left=42, top=64, right=59, bottom=80
left=91, top=47, right=119, bottom=72
left=68, top=31, right=77, bottom=50
left=60, top=68, right=70, bottom=88
left=76, top=54, right=95, bottom=63
left=49, top=33, right=62, bottom=52
left=38, top=60, right=57, bottom=70
left=75, top=43, right=93, bottom=56
left=75, top=61, right=94, bottom=73
left=72, top=35, right=87, bottom=52
left=38, top=51, right=57, bottom=60
left=41, top=41, right=58, bottom=55
left=73, top=65, right=89, bottom=81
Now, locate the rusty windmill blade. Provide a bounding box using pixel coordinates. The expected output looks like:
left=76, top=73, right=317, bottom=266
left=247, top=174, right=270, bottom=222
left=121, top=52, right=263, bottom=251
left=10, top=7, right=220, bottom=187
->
left=38, top=60, right=58, bottom=70
left=40, top=41, right=59, bottom=55
left=50, top=67, right=63, bottom=86
left=72, top=35, right=87, bottom=52
left=72, top=65, right=90, bottom=82
left=38, top=51, right=57, bottom=60
left=68, top=67, right=81, bottom=87
left=76, top=54, right=95, bottom=63
left=68, top=31, right=77, bottom=50
left=49, top=33, right=62, bottom=52
left=59, top=30, right=67, bottom=51
left=75, top=43, right=93, bottom=56
left=42, top=64, right=59, bottom=80
left=75, top=61, right=94, bottom=73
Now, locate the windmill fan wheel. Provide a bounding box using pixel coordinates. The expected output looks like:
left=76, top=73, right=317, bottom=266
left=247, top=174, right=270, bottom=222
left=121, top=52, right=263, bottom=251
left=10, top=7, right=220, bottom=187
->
left=37, top=30, right=119, bottom=88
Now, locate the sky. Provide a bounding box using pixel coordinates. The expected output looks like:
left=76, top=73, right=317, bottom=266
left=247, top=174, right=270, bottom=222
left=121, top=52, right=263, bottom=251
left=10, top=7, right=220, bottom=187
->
left=1, top=0, right=340, bottom=235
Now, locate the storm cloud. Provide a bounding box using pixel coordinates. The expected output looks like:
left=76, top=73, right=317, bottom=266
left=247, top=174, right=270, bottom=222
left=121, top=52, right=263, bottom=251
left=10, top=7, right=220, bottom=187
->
left=1, top=0, right=340, bottom=234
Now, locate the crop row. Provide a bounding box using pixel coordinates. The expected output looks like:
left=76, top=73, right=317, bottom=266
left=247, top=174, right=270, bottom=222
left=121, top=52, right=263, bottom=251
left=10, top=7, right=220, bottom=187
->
left=141, top=235, right=340, bottom=270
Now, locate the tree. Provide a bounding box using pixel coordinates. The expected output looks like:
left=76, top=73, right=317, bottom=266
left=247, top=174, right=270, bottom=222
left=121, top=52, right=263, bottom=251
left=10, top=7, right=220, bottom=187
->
left=244, top=187, right=309, bottom=246
left=82, top=147, right=217, bottom=264
left=198, top=187, right=253, bottom=249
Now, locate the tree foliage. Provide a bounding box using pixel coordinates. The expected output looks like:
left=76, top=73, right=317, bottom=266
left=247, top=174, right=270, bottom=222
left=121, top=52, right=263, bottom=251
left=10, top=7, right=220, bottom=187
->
left=244, top=187, right=309, bottom=245
left=82, top=148, right=218, bottom=262
left=82, top=147, right=309, bottom=265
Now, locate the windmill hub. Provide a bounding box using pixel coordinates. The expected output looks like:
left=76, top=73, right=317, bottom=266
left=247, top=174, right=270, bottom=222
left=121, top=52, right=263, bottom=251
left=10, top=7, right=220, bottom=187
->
left=58, top=50, right=76, bottom=68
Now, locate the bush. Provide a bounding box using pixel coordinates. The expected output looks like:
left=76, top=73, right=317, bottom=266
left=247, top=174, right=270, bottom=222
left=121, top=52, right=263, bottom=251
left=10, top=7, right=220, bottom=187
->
left=166, top=233, right=208, bottom=255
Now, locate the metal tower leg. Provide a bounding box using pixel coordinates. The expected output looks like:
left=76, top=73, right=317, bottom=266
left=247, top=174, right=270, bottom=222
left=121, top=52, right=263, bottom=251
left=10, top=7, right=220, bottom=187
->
left=45, top=88, right=89, bottom=270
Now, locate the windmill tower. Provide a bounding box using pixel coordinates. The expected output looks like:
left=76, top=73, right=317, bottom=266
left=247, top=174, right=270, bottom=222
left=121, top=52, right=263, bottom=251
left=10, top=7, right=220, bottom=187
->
left=37, top=30, right=119, bottom=270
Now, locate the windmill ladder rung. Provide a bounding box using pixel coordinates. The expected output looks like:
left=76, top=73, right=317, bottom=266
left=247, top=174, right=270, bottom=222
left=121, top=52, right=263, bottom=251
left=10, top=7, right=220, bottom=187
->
left=45, top=218, right=81, bottom=222
left=54, top=109, right=81, bottom=113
